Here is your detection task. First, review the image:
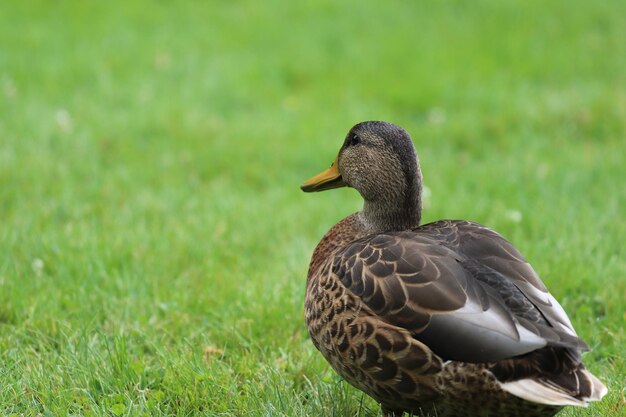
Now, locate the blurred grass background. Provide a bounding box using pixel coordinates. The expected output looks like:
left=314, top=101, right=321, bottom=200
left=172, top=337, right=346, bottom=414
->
left=0, top=0, right=624, bottom=415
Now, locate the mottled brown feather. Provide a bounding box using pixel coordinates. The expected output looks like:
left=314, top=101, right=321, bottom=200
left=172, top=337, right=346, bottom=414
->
left=305, top=217, right=601, bottom=416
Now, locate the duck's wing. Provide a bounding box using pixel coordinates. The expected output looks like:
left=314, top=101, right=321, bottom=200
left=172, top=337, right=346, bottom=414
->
left=333, top=220, right=587, bottom=363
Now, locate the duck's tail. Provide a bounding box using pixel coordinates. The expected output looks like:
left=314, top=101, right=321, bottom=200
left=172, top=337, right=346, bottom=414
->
left=498, top=365, right=607, bottom=407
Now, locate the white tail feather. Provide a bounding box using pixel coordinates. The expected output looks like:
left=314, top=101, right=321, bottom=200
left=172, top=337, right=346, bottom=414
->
left=584, top=369, right=608, bottom=401
left=499, top=379, right=587, bottom=406
left=499, top=368, right=607, bottom=407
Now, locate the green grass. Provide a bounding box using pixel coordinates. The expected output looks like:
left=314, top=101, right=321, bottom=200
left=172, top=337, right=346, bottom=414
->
left=1, top=0, right=624, bottom=415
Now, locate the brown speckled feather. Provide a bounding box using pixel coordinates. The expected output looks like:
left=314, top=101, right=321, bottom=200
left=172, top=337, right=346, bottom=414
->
left=305, top=217, right=598, bottom=416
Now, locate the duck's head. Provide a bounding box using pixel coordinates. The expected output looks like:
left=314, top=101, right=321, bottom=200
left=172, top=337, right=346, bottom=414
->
left=301, top=121, right=423, bottom=232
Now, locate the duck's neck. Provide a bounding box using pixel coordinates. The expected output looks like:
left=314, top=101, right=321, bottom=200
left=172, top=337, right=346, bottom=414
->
left=359, top=175, right=422, bottom=235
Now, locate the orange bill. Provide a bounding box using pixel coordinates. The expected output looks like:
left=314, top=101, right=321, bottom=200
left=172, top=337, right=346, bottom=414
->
left=300, top=158, right=346, bottom=192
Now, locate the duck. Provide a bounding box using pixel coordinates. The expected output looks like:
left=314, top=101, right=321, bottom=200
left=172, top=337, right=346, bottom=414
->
left=300, top=121, right=607, bottom=417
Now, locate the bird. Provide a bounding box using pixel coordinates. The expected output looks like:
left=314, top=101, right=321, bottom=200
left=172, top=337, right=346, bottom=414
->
left=300, top=121, right=607, bottom=417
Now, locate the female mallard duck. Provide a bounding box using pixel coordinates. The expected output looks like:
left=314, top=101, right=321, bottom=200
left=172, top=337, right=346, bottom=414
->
left=301, top=121, right=607, bottom=417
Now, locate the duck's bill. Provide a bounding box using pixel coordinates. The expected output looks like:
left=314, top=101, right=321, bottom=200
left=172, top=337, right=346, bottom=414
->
left=300, top=160, right=346, bottom=192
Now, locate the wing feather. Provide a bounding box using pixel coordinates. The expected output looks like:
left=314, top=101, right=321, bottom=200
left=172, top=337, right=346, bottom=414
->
left=333, top=220, right=587, bottom=363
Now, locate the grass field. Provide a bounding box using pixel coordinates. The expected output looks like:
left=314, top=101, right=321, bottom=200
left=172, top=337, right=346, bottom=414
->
left=1, top=0, right=625, bottom=415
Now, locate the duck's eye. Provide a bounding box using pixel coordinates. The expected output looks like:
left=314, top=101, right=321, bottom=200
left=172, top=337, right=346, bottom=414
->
left=350, top=134, right=361, bottom=146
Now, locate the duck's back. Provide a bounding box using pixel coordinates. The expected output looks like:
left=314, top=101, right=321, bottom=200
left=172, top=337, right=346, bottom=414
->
left=305, top=217, right=606, bottom=416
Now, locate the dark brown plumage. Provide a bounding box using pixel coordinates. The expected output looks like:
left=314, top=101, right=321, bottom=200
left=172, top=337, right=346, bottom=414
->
left=301, top=121, right=606, bottom=417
